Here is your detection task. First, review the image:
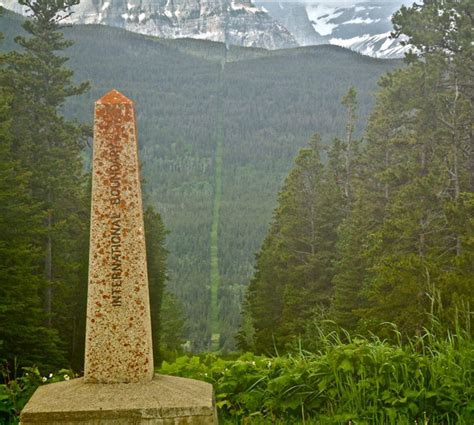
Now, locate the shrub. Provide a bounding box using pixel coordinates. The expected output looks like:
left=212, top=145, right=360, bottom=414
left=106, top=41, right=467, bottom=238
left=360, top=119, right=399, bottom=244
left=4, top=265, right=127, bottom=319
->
left=160, top=330, right=474, bottom=424
left=0, top=365, right=72, bottom=424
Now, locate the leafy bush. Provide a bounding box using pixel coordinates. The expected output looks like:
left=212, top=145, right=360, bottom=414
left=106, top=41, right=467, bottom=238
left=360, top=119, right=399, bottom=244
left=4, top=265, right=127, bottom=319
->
left=160, top=330, right=474, bottom=424
left=0, top=366, right=72, bottom=424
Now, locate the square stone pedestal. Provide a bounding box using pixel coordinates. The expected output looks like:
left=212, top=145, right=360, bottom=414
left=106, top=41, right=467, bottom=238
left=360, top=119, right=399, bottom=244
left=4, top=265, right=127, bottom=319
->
left=20, top=374, right=218, bottom=424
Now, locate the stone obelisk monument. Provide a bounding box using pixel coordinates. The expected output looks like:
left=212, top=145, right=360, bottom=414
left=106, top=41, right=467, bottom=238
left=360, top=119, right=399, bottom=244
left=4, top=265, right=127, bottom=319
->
left=20, top=90, right=217, bottom=424
left=85, top=89, right=153, bottom=384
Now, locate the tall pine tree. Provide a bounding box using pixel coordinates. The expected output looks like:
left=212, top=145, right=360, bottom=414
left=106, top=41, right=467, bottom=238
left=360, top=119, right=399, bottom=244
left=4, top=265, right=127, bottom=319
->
left=3, top=0, right=90, bottom=365
left=0, top=86, right=64, bottom=370
left=244, top=135, right=344, bottom=353
left=144, top=206, right=169, bottom=365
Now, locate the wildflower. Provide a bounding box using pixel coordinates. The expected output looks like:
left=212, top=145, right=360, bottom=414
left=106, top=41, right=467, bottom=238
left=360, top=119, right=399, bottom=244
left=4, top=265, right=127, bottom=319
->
left=251, top=361, right=256, bottom=366
left=42, top=377, right=47, bottom=383
left=64, top=374, right=70, bottom=381
left=49, top=373, right=53, bottom=378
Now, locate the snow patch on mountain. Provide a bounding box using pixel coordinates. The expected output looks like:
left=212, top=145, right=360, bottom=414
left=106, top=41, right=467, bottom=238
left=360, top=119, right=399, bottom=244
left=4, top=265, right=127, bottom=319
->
left=330, top=31, right=408, bottom=58
left=306, top=4, right=343, bottom=36
left=342, top=17, right=380, bottom=25
left=230, top=0, right=260, bottom=14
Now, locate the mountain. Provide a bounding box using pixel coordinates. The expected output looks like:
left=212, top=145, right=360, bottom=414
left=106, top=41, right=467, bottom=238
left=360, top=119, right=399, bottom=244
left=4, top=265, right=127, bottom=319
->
left=1, top=10, right=400, bottom=351
left=0, top=0, right=410, bottom=56
left=0, top=0, right=297, bottom=50
left=255, top=1, right=410, bottom=58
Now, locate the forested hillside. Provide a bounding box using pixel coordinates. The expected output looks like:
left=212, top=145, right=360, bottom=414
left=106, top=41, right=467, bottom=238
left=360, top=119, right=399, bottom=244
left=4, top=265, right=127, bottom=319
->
left=242, top=0, right=474, bottom=354
left=2, top=10, right=399, bottom=350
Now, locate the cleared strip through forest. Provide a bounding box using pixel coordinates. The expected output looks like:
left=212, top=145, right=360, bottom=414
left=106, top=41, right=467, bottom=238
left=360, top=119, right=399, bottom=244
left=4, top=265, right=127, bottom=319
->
left=210, top=62, right=225, bottom=350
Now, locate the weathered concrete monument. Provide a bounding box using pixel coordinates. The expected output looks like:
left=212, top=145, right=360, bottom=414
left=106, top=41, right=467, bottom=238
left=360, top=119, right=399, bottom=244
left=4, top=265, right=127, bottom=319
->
left=20, top=90, right=217, bottom=424
left=85, top=89, right=154, bottom=384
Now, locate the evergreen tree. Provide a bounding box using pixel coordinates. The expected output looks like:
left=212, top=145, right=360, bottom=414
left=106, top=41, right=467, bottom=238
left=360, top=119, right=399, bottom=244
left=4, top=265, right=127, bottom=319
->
left=3, top=0, right=90, bottom=363
left=325, top=87, right=368, bottom=331
left=245, top=2, right=473, bottom=344
left=0, top=88, right=64, bottom=370
left=341, top=86, right=358, bottom=206
left=144, top=206, right=169, bottom=365
left=69, top=178, right=90, bottom=372
left=159, top=291, right=186, bottom=361
left=244, top=229, right=285, bottom=353
left=244, top=135, right=344, bottom=353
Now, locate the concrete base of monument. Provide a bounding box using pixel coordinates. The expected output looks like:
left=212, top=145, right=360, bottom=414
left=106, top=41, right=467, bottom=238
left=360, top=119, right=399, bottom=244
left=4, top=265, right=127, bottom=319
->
left=20, top=374, right=218, bottom=425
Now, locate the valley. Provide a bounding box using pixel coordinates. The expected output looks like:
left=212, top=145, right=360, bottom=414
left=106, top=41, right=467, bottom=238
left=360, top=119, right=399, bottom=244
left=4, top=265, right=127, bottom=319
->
left=2, top=10, right=400, bottom=350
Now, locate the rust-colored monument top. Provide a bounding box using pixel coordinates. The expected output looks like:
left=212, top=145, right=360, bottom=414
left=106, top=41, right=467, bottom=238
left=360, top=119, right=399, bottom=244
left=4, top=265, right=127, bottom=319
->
left=84, top=89, right=153, bottom=384
left=97, top=89, right=134, bottom=105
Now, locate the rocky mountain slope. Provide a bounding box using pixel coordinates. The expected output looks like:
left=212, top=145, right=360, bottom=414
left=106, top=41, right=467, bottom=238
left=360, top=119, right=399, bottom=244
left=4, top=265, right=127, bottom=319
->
left=1, top=0, right=297, bottom=50
left=256, top=1, right=410, bottom=58
left=1, top=0, right=410, bottom=56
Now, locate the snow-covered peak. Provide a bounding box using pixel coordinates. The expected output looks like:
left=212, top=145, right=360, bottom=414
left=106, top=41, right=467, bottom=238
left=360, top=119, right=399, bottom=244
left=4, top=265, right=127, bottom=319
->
left=254, top=1, right=410, bottom=58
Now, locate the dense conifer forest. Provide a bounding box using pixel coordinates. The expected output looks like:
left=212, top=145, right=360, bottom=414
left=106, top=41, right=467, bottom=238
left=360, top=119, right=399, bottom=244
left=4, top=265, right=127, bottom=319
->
left=0, top=0, right=473, bottom=423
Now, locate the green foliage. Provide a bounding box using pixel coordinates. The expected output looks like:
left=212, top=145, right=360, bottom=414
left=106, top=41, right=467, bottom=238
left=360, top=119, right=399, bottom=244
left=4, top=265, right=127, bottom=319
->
left=161, top=328, right=474, bottom=424
left=0, top=88, right=65, bottom=370
left=244, top=131, right=346, bottom=353
left=332, top=0, right=474, bottom=337
left=0, top=366, right=73, bottom=424
left=159, top=291, right=186, bottom=363
left=144, top=206, right=170, bottom=365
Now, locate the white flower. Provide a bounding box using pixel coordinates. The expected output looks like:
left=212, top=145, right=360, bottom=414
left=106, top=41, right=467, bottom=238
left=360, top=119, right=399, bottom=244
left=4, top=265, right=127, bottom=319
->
left=48, top=373, right=53, bottom=378
left=64, top=374, right=70, bottom=381
left=251, top=361, right=256, bottom=366
left=42, top=377, right=47, bottom=382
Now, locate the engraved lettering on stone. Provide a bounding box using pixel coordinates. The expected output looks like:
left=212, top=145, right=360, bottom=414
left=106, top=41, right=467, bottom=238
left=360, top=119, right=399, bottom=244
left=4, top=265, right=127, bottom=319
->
left=110, top=213, right=122, bottom=307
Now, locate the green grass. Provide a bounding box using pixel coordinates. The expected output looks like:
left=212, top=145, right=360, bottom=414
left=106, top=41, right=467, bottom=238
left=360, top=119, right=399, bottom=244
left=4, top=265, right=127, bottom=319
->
left=160, top=325, right=474, bottom=424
